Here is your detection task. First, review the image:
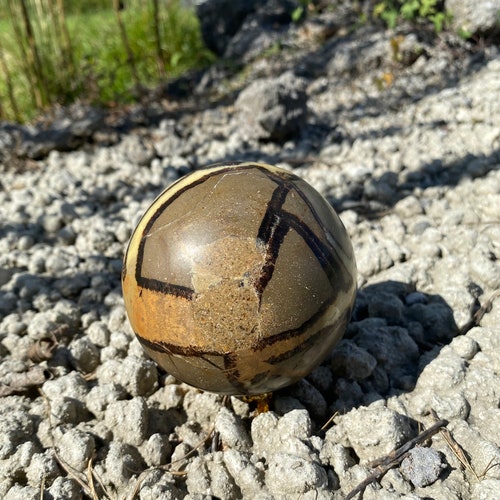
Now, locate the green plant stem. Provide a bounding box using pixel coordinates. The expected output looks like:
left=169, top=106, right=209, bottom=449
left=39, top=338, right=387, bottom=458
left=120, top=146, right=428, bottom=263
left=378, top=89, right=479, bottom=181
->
left=0, top=38, right=21, bottom=122
left=6, top=0, right=36, bottom=109
left=54, top=0, right=75, bottom=74
left=112, top=0, right=141, bottom=91
left=152, top=0, right=166, bottom=79
left=19, top=0, right=49, bottom=107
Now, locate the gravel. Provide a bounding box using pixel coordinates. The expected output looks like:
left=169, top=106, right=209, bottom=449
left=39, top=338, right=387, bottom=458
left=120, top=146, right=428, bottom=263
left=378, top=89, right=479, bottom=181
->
left=1, top=4, right=499, bottom=499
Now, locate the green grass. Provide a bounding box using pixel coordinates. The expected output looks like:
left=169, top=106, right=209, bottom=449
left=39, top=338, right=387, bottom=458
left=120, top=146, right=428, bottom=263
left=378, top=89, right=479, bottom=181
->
left=0, top=0, right=214, bottom=123
left=373, top=0, right=451, bottom=31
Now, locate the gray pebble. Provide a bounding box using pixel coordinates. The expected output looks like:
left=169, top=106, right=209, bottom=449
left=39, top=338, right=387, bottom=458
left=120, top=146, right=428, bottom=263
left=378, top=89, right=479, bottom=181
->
left=333, top=378, right=365, bottom=410
left=467, top=327, right=499, bottom=364
left=265, top=453, right=327, bottom=496
left=394, top=195, right=424, bottom=217
left=176, top=421, right=209, bottom=450
left=54, top=273, right=89, bottom=298
left=69, top=337, right=100, bottom=373
left=183, top=391, right=224, bottom=424
left=354, top=325, right=419, bottom=388
left=472, top=479, right=500, bottom=499
left=0, top=410, right=35, bottom=460
left=447, top=0, right=500, bottom=34
left=114, top=221, right=131, bottom=243
left=42, top=372, right=88, bottom=401
left=208, top=452, right=242, bottom=499
left=108, top=330, right=130, bottom=355
left=14, top=273, right=47, bottom=301
left=57, top=225, right=77, bottom=245
left=223, top=449, right=266, bottom=497
left=46, top=396, right=89, bottom=425
left=85, top=382, right=127, bottom=418
left=120, top=355, right=158, bottom=397
left=169, top=442, right=192, bottom=472
left=118, top=135, right=155, bottom=166
left=0, top=313, right=27, bottom=336
left=25, top=451, right=59, bottom=486
left=40, top=214, right=63, bottom=233
left=57, top=429, right=95, bottom=472
left=26, top=311, right=73, bottom=342
left=307, top=365, right=334, bottom=393
left=86, top=320, right=111, bottom=347
left=276, top=409, right=312, bottom=441
left=405, top=292, right=427, bottom=306
left=149, top=384, right=184, bottom=410
left=272, top=396, right=306, bottom=417
left=137, top=469, right=185, bottom=499
left=104, top=397, right=149, bottom=446
left=234, top=72, right=307, bottom=142
left=340, top=405, right=415, bottom=462
left=0, top=441, right=37, bottom=481
left=368, top=292, right=403, bottom=325
left=17, top=235, right=35, bottom=251
left=364, top=173, right=398, bottom=204
left=406, top=301, right=458, bottom=343
left=0, top=291, right=18, bottom=316
left=416, top=348, right=467, bottom=392
left=0, top=266, right=14, bottom=289
left=185, top=456, right=212, bottom=497
left=401, top=447, right=446, bottom=487
left=46, top=476, right=82, bottom=500
left=97, top=358, right=158, bottom=396
left=104, top=441, right=145, bottom=490
left=252, top=409, right=321, bottom=463
left=4, top=484, right=39, bottom=500
left=287, top=379, right=327, bottom=421
left=431, top=392, right=470, bottom=420
left=140, top=433, right=172, bottom=467
left=320, top=440, right=355, bottom=474
left=45, top=248, right=79, bottom=274
left=450, top=335, right=480, bottom=360
left=100, top=346, right=124, bottom=362
left=356, top=237, right=396, bottom=277
left=80, top=310, right=99, bottom=328
left=331, top=340, right=377, bottom=381
left=251, top=411, right=279, bottom=457
left=31, top=290, right=59, bottom=312
left=411, top=219, right=432, bottom=236
left=215, top=407, right=252, bottom=450
left=469, top=246, right=500, bottom=289
left=379, top=467, right=412, bottom=496
left=107, top=305, right=128, bottom=331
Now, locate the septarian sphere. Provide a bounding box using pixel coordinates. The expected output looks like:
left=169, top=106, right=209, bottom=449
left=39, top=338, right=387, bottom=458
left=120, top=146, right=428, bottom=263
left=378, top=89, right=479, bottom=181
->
left=122, top=162, right=356, bottom=395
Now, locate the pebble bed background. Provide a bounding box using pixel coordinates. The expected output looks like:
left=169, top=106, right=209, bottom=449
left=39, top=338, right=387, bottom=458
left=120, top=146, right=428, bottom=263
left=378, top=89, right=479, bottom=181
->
left=1, top=5, right=499, bottom=499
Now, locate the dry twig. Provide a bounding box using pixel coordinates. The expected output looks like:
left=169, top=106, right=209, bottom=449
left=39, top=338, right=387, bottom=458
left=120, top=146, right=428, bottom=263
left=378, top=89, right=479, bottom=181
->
left=431, top=409, right=500, bottom=482
left=126, top=425, right=215, bottom=500
left=86, top=458, right=99, bottom=500
left=320, top=410, right=339, bottom=432
left=39, top=389, right=111, bottom=499
left=345, top=418, right=447, bottom=500
left=436, top=423, right=476, bottom=477
left=459, top=289, right=500, bottom=335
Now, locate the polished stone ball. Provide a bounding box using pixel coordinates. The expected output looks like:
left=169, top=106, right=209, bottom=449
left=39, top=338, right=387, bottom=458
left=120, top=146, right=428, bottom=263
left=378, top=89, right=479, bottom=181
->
left=122, top=162, right=357, bottom=395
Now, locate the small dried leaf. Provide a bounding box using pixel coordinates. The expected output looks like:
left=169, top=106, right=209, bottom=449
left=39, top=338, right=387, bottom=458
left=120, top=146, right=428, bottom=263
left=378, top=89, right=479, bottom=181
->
left=0, top=365, right=52, bottom=396
left=28, top=335, right=59, bottom=363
